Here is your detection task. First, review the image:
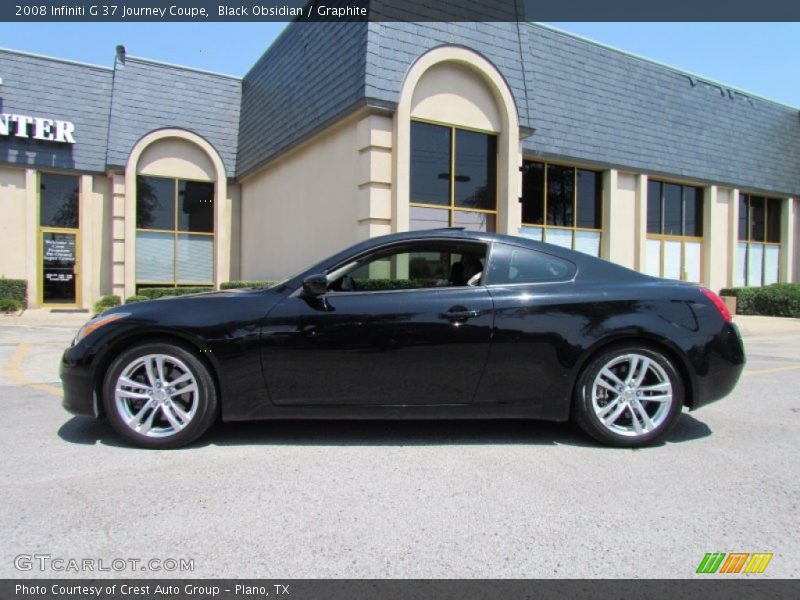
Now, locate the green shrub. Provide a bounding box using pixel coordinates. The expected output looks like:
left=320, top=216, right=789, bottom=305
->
left=92, top=294, right=121, bottom=315
left=750, top=284, right=800, bottom=318
left=221, top=280, right=277, bottom=290
left=125, top=295, right=149, bottom=304
left=0, top=297, right=22, bottom=313
left=720, top=284, right=800, bottom=318
left=0, top=278, right=27, bottom=308
left=137, top=286, right=213, bottom=300
left=353, top=279, right=420, bottom=291
left=719, top=287, right=760, bottom=315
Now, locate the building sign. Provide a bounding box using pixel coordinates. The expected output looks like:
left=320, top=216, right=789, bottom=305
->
left=43, top=234, right=76, bottom=267
left=0, top=113, right=76, bottom=143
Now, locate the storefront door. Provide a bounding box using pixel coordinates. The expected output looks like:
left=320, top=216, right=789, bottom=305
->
left=38, top=173, right=81, bottom=307
left=40, top=229, right=79, bottom=306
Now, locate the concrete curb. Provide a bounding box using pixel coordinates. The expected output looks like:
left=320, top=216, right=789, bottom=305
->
left=1, top=308, right=90, bottom=329
left=733, top=315, right=800, bottom=337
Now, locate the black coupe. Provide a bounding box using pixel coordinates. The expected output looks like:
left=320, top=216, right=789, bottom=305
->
left=61, top=229, right=745, bottom=449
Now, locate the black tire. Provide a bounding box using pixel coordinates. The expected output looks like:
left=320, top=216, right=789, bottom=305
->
left=102, top=341, right=218, bottom=449
left=572, top=344, right=685, bottom=447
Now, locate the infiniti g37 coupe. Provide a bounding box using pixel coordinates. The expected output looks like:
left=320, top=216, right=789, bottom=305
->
left=61, top=229, right=745, bottom=449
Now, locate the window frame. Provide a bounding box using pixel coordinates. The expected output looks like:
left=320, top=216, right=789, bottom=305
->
left=520, top=159, right=604, bottom=256
left=738, top=193, right=783, bottom=287
left=320, top=239, right=491, bottom=296
left=484, top=242, right=578, bottom=287
left=37, top=171, right=82, bottom=308
left=410, top=118, right=499, bottom=232
left=135, top=174, right=216, bottom=288
left=646, top=179, right=705, bottom=282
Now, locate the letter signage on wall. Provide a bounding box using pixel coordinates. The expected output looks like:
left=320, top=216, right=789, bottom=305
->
left=0, top=113, right=76, bottom=143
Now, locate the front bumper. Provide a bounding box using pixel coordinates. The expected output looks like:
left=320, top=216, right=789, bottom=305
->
left=60, top=348, right=99, bottom=418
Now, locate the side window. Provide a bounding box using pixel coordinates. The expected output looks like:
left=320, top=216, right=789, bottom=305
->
left=486, top=243, right=575, bottom=285
left=328, top=242, right=488, bottom=292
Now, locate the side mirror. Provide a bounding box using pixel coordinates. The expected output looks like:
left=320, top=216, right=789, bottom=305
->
left=302, top=273, right=328, bottom=297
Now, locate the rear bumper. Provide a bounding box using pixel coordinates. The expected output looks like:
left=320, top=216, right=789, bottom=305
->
left=60, top=349, right=98, bottom=418
left=688, top=322, right=746, bottom=410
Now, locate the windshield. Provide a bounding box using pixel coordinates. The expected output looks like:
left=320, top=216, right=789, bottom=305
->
left=271, top=259, right=322, bottom=289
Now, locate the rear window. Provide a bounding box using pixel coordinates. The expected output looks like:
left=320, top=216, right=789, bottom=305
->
left=486, top=243, right=576, bottom=285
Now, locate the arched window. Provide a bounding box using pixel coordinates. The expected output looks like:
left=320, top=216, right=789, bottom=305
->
left=135, top=175, right=215, bottom=289
left=409, top=120, right=498, bottom=232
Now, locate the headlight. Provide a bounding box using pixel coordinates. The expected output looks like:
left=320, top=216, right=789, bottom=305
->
left=73, top=312, right=130, bottom=344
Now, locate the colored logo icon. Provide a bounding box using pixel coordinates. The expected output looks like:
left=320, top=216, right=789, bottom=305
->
left=696, top=552, right=773, bottom=574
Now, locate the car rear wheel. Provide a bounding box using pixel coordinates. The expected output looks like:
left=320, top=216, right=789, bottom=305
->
left=103, top=342, right=218, bottom=449
left=573, top=344, right=684, bottom=447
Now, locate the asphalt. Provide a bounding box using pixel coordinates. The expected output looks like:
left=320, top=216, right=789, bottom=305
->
left=0, top=312, right=798, bottom=578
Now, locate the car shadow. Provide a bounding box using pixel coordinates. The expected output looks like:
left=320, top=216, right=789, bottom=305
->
left=57, top=412, right=712, bottom=449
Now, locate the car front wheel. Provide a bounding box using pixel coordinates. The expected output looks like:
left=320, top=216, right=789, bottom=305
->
left=573, top=344, right=684, bottom=447
left=103, top=342, right=218, bottom=449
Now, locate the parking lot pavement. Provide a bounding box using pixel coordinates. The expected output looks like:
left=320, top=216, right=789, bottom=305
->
left=0, top=316, right=798, bottom=579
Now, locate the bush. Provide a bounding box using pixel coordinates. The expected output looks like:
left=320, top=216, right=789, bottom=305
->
left=92, top=294, right=121, bottom=315
left=137, top=286, right=213, bottom=300
left=0, top=297, right=22, bottom=313
left=719, top=287, right=760, bottom=315
left=720, top=284, right=800, bottom=318
left=0, top=278, right=27, bottom=308
left=353, top=278, right=420, bottom=291
left=125, top=295, right=149, bottom=304
left=750, top=284, right=800, bottom=318
left=221, top=280, right=276, bottom=290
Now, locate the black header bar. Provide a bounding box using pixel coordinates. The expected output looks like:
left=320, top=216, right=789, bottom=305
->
left=2, top=0, right=800, bottom=22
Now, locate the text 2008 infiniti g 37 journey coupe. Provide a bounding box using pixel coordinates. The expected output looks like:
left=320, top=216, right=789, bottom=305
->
left=61, top=229, right=745, bottom=449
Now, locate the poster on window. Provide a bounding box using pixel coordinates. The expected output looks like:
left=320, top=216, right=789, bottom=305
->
left=43, top=235, right=76, bottom=267
left=42, top=232, right=77, bottom=303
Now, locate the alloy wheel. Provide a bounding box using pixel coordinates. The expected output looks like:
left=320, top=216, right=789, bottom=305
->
left=590, top=353, right=674, bottom=437
left=114, top=353, right=199, bottom=438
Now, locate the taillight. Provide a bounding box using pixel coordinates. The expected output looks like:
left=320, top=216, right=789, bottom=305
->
left=700, top=287, right=732, bottom=323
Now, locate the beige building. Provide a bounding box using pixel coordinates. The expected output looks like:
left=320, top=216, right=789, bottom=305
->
left=1, top=23, right=798, bottom=310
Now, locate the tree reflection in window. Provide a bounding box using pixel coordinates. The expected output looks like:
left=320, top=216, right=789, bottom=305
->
left=40, top=173, right=79, bottom=229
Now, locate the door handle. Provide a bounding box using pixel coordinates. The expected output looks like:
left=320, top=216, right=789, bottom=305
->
left=439, top=307, right=480, bottom=322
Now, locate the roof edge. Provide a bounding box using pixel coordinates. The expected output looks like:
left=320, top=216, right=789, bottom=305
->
left=528, top=22, right=799, bottom=111
left=0, top=46, right=112, bottom=72
left=237, top=97, right=396, bottom=181
left=123, top=55, right=241, bottom=81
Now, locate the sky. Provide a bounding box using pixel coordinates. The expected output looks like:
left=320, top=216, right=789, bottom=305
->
left=1, top=22, right=798, bottom=107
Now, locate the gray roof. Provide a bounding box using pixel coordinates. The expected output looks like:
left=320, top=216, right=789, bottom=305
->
left=365, top=21, right=800, bottom=197
left=0, top=49, right=113, bottom=173
left=237, top=21, right=368, bottom=178
left=0, top=49, right=241, bottom=177
left=106, top=56, right=241, bottom=177
left=237, top=19, right=800, bottom=195
left=2, top=21, right=799, bottom=197
left=518, top=23, right=800, bottom=196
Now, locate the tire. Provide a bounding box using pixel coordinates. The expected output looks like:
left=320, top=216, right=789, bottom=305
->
left=102, top=341, right=218, bottom=449
left=572, top=344, right=684, bottom=447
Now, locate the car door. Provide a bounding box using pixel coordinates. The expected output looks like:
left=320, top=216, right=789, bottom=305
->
left=260, top=239, right=495, bottom=406
left=474, top=242, right=580, bottom=418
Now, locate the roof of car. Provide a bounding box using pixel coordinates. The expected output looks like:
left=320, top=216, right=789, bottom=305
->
left=353, top=228, right=654, bottom=284
left=285, top=227, right=654, bottom=289
left=363, top=227, right=546, bottom=250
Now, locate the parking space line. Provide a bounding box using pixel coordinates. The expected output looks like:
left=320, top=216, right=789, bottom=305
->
left=744, top=364, right=800, bottom=377
left=2, top=342, right=62, bottom=396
